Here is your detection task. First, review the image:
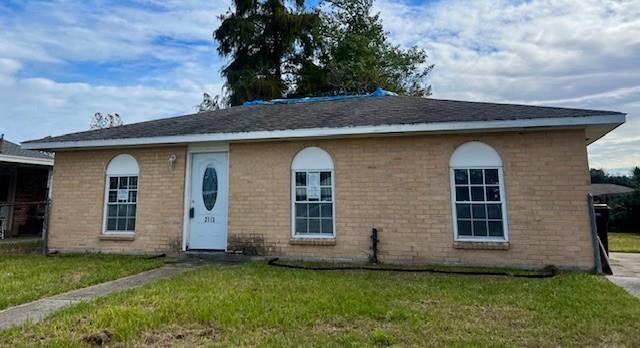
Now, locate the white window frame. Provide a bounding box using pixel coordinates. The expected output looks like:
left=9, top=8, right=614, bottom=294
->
left=102, top=155, right=139, bottom=235
left=449, top=142, right=509, bottom=242
left=290, top=147, right=336, bottom=239
left=450, top=167, right=509, bottom=242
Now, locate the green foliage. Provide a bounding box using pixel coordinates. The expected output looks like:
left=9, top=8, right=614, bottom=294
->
left=2, top=263, right=640, bottom=346
left=590, top=167, right=639, bottom=188
left=214, top=0, right=320, bottom=106
left=295, top=0, right=433, bottom=97
left=213, top=0, right=433, bottom=104
left=608, top=192, right=640, bottom=232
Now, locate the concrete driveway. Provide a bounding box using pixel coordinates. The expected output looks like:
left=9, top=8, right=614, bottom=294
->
left=608, top=252, right=640, bottom=300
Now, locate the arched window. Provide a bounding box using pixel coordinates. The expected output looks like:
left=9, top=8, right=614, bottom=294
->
left=104, top=154, right=139, bottom=233
left=291, top=147, right=335, bottom=237
left=450, top=142, right=508, bottom=241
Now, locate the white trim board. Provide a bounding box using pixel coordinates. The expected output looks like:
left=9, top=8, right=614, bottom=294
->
left=22, top=114, right=625, bottom=150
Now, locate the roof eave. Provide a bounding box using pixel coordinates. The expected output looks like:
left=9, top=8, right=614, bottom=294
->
left=22, top=114, right=626, bottom=151
left=0, top=154, right=54, bottom=166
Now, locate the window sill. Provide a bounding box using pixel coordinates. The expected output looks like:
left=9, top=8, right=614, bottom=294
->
left=99, top=233, right=136, bottom=241
left=453, top=241, right=509, bottom=250
left=289, top=238, right=336, bottom=246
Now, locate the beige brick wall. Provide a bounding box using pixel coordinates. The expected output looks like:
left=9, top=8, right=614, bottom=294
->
left=48, top=129, right=594, bottom=270
left=48, top=146, right=187, bottom=253
left=228, top=129, right=594, bottom=270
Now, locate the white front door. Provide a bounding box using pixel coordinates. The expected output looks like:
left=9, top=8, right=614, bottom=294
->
left=188, top=152, right=228, bottom=250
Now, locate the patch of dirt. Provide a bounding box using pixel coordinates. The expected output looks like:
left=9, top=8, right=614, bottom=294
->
left=82, top=329, right=114, bottom=346
left=113, top=324, right=218, bottom=347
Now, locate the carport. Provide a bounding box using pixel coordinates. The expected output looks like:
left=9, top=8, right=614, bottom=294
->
left=0, top=136, right=53, bottom=240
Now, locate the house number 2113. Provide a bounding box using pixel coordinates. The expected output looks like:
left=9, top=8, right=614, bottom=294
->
left=204, top=216, right=215, bottom=223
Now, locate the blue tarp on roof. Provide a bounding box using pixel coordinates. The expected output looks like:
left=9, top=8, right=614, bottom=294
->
left=242, top=87, right=398, bottom=106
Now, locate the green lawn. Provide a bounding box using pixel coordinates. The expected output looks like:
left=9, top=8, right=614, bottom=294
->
left=609, top=232, right=640, bottom=253
left=1, top=263, right=639, bottom=347
left=0, top=254, right=163, bottom=310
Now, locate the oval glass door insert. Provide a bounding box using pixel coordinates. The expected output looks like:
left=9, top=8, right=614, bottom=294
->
left=202, top=165, right=218, bottom=211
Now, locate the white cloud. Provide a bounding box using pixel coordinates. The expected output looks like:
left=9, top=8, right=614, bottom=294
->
left=0, top=0, right=638, bottom=172
left=375, top=0, right=640, bottom=170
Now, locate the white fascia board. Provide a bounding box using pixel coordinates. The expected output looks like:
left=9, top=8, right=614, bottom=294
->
left=22, top=114, right=625, bottom=150
left=0, top=154, right=54, bottom=166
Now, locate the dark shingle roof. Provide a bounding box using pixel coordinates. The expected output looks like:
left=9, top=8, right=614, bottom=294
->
left=25, top=96, right=624, bottom=144
left=592, top=183, right=636, bottom=196
left=0, top=138, right=53, bottom=159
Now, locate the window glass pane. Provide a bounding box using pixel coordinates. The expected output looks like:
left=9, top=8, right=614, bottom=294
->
left=295, top=203, right=308, bottom=218
left=116, top=218, right=127, bottom=231
left=202, top=167, right=218, bottom=211
left=456, top=203, right=470, bottom=219
left=296, top=188, right=307, bottom=201
left=484, top=169, right=499, bottom=185
left=127, top=204, right=137, bottom=217
left=321, top=188, right=332, bottom=201
left=320, top=172, right=331, bottom=186
left=308, top=219, right=320, bottom=233
left=321, top=218, right=333, bottom=234
left=308, top=204, right=320, bottom=218
left=107, top=218, right=117, bottom=231
left=457, top=220, right=472, bottom=236
left=126, top=218, right=136, bottom=231
left=473, top=221, right=488, bottom=236
left=117, top=204, right=128, bottom=217
left=470, top=169, right=483, bottom=184
left=107, top=204, right=117, bottom=217
left=295, top=219, right=307, bottom=234
left=108, top=191, right=117, bottom=203
left=471, top=187, right=485, bottom=201
left=488, top=221, right=504, bottom=237
left=472, top=204, right=486, bottom=219
left=307, top=172, right=321, bottom=201
left=128, top=191, right=137, bottom=203
left=109, top=177, right=118, bottom=189
left=454, top=169, right=468, bottom=185
left=119, top=177, right=128, bottom=189
left=129, top=176, right=138, bottom=189
left=455, top=187, right=470, bottom=201
left=320, top=203, right=332, bottom=218
left=295, top=172, right=306, bottom=186
left=485, top=186, right=500, bottom=201
left=487, top=204, right=502, bottom=219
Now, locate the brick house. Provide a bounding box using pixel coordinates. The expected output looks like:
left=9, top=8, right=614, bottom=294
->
left=22, top=95, right=625, bottom=270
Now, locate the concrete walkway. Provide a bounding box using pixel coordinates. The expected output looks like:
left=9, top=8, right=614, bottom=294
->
left=0, top=264, right=193, bottom=330
left=607, top=252, right=640, bottom=300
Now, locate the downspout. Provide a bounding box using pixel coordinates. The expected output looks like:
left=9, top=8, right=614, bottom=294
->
left=587, top=193, right=602, bottom=274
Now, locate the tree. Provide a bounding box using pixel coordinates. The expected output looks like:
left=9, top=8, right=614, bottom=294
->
left=90, top=113, right=123, bottom=129
left=633, top=166, right=640, bottom=189
left=590, top=168, right=607, bottom=184
left=295, top=0, right=433, bottom=97
left=590, top=167, right=640, bottom=188
left=195, top=93, right=224, bottom=113
left=214, top=0, right=320, bottom=106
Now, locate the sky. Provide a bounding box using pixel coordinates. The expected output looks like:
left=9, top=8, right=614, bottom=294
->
left=0, top=0, right=638, bottom=174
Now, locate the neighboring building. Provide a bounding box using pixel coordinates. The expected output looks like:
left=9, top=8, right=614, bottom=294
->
left=23, top=96, right=626, bottom=270
left=592, top=183, right=636, bottom=202
left=0, top=136, right=54, bottom=239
